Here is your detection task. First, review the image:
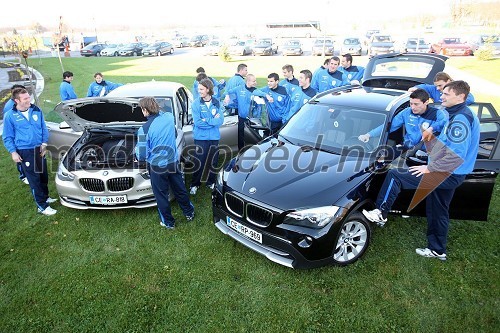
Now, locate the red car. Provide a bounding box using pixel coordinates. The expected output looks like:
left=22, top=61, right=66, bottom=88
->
left=430, top=38, right=474, bottom=56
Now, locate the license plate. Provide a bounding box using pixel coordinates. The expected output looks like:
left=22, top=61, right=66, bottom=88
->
left=226, top=217, right=262, bottom=243
left=89, top=195, right=127, bottom=205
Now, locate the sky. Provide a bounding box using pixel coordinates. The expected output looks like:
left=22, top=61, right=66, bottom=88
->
left=1, top=0, right=457, bottom=30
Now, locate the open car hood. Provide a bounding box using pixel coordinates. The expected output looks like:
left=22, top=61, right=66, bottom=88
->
left=54, top=97, right=146, bottom=132
left=363, top=53, right=447, bottom=88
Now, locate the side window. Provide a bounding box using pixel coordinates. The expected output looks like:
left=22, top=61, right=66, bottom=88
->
left=469, top=103, right=500, bottom=160
left=176, top=88, right=193, bottom=126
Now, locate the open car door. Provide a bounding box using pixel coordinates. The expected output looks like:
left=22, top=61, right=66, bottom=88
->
left=244, top=96, right=271, bottom=143
left=392, top=102, right=500, bottom=221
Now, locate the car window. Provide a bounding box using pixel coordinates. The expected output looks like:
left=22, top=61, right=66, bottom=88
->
left=370, top=57, right=435, bottom=78
left=280, top=104, right=387, bottom=153
left=176, top=87, right=193, bottom=125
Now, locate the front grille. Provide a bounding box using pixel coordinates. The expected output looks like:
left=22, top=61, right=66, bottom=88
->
left=225, top=192, right=244, bottom=217
left=80, top=178, right=105, bottom=192
left=246, top=203, right=273, bottom=227
left=107, top=177, right=134, bottom=192
left=224, top=192, right=275, bottom=228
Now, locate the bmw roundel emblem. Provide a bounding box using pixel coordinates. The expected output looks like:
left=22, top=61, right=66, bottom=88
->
left=103, top=171, right=109, bottom=176
left=249, top=187, right=257, bottom=194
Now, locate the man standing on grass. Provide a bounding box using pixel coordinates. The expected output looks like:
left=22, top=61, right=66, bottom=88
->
left=60, top=71, right=77, bottom=101
left=363, top=81, right=479, bottom=261
left=135, top=97, right=195, bottom=230
left=2, top=87, right=58, bottom=215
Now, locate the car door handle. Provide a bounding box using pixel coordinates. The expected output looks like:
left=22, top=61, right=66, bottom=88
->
left=224, top=121, right=238, bottom=126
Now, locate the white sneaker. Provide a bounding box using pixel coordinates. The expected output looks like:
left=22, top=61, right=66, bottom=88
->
left=362, top=209, right=387, bottom=227
left=206, top=183, right=215, bottom=190
left=38, top=206, right=57, bottom=216
left=416, top=247, right=447, bottom=261
left=21, top=177, right=29, bottom=185
left=46, top=197, right=58, bottom=204
left=190, top=186, right=198, bottom=195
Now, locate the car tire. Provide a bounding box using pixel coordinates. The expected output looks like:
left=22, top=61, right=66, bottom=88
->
left=133, top=51, right=137, bottom=56
left=157, top=51, right=161, bottom=56
left=96, top=52, right=101, bottom=57
left=331, top=212, right=371, bottom=266
left=170, top=48, right=174, bottom=54
left=114, top=51, right=118, bottom=56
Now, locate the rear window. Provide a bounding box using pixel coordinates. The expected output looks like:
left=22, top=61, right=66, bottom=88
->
left=369, top=56, right=436, bottom=79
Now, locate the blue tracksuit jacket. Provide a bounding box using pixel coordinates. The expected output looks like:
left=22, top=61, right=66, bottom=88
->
left=135, top=112, right=178, bottom=167
left=416, top=83, right=475, bottom=105
left=192, top=77, right=226, bottom=100
left=339, top=65, right=365, bottom=82
left=311, top=68, right=349, bottom=92
left=279, top=77, right=299, bottom=95
left=286, top=86, right=317, bottom=122
left=60, top=80, right=77, bottom=101
left=253, top=85, right=290, bottom=123
left=222, top=74, right=245, bottom=109
left=87, top=80, right=123, bottom=97
left=225, top=85, right=257, bottom=119
left=2, top=104, right=49, bottom=152
left=368, top=106, right=448, bottom=148
left=192, top=97, right=225, bottom=140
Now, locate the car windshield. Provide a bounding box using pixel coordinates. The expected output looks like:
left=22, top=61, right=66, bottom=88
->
left=344, top=39, right=359, bottom=45
left=150, top=43, right=162, bottom=47
left=443, top=38, right=461, bottom=44
left=279, top=104, right=387, bottom=154
left=286, top=40, right=300, bottom=46
left=481, top=35, right=499, bottom=43
left=257, top=41, right=271, bottom=46
left=315, top=40, right=333, bottom=45
left=407, top=39, right=427, bottom=45
left=374, top=35, right=392, bottom=42
left=124, top=43, right=137, bottom=48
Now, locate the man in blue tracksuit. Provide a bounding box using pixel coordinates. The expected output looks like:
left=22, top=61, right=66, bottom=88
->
left=311, top=56, right=350, bottom=93
left=363, top=81, right=480, bottom=261
left=2, top=87, right=57, bottom=215
left=285, top=69, right=317, bottom=122
left=87, top=72, right=123, bottom=97
left=59, top=71, right=77, bottom=101
left=253, top=73, right=291, bottom=135
left=192, top=67, right=226, bottom=100
left=339, top=53, right=365, bottom=84
left=409, top=72, right=475, bottom=105
left=221, top=63, right=248, bottom=115
left=279, top=64, right=299, bottom=95
left=224, top=74, right=258, bottom=150
left=358, top=89, right=449, bottom=151
left=135, top=97, right=194, bottom=229
left=189, top=78, right=225, bottom=195
left=3, top=84, right=28, bottom=184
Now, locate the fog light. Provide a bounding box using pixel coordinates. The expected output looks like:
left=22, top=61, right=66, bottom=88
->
left=298, top=236, right=313, bottom=248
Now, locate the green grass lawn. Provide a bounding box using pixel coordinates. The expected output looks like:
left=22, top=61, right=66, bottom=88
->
left=1, top=56, right=499, bottom=332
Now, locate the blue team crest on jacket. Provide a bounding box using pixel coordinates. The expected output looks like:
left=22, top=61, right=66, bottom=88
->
left=32, top=114, right=38, bottom=122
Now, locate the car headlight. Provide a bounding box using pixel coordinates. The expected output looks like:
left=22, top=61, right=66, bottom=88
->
left=140, top=170, right=150, bottom=180
left=57, top=163, right=75, bottom=181
left=284, top=206, right=341, bottom=229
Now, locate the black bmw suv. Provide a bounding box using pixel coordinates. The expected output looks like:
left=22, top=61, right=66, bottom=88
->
left=212, top=53, right=500, bottom=269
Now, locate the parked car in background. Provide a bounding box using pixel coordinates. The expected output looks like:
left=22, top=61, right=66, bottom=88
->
left=212, top=53, right=500, bottom=269
left=281, top=39, right=303, bottom=56
left=430, top=37, right=474, bottom=56
left=340, top=37, right=363, bottom=56
left=142, top=41, right=174, bottom=56
left=368, top=34, right=395, bottom=57
left=252, top=38, right=277, bottom=56
left=173, top=36, right=190, bottom=48
left=311, top=38, right=334, bottom=56
left=404, top=38, right=431, bottom=53
left=468, top=34, right=500, bottom=56
left=189, top=35, right=209, bottom=47
left=205, top=40, right=223, bottom=56
left=80, top=43, right=107, bottom=57
left=118, top=42, right=148, bottom=56
left=100, top=43, right=124, bottom=57
left=228, top=40, right=253, bottom=56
